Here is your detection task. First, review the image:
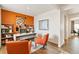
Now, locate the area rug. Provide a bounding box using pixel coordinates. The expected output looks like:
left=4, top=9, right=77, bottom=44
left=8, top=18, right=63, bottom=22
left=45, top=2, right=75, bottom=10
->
left=30, top=42, right=69, bottom=54
left=31, top=42, right=43, bottom=53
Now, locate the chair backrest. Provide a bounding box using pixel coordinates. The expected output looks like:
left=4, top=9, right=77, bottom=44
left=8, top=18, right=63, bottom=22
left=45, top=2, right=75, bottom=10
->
left=6, top=40, right=31, bottom=54
left=44, top=33, right=49, bottom=44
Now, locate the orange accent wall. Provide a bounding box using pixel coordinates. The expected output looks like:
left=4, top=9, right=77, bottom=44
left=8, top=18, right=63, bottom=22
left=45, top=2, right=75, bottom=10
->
left=1, top=9, right=34, bottom=33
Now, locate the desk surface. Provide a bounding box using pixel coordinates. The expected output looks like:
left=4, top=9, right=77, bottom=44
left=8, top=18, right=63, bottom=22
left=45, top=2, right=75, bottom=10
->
left=13, top=33, right=36, bottom=41
left=13, top=33, right=36, bottom=36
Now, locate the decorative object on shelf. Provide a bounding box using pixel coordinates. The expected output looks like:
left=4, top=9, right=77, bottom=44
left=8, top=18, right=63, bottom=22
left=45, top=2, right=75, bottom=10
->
left=9, top=26, right=12, bottom=33
left=39, top=19, right=49, bottom=30
left=1, top=24, right=13, bottom=34
left=1, top=25, right=8, bottom=29
left=1, top=24, right=13, bottom=45
left=16, top=16, right=27, bottom=33
left=16, top=16, right=26, bottom=26
left=16, top=27, right=19, bottom=31
left=6, top=28, right=10, bottom=33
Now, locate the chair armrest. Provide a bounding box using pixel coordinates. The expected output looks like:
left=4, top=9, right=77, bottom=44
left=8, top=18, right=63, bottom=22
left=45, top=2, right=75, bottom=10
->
left=28, top=40, right=31, bottom=53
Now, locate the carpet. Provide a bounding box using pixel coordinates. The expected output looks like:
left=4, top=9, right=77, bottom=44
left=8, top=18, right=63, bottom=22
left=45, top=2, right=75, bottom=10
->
left=31, top=42, right=43, bottom=53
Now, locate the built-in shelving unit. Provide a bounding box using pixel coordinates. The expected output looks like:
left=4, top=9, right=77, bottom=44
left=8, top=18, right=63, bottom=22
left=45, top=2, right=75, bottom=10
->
left=1, top=24, right=13, bottom=45
left=0, top=8, right=1, bottom=48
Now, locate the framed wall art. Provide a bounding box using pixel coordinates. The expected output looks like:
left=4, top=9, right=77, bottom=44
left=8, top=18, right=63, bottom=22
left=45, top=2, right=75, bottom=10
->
left=39, top=19, right=49, bottom=30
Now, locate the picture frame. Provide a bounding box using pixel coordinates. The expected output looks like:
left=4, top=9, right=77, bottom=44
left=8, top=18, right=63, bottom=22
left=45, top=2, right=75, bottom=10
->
left=39, top=19, right=49, bottom=30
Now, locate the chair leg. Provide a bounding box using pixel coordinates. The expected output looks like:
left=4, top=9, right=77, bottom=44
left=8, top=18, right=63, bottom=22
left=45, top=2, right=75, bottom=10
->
left=43, top=45, right=45, bottom=48
left=43, top=44, right=47, bottom=48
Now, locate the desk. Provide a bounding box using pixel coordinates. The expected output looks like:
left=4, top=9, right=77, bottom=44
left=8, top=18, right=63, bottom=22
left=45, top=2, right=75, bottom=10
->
left=13, top=33, right=36, bottom=41
left=1, top=33, right=13, bottom=45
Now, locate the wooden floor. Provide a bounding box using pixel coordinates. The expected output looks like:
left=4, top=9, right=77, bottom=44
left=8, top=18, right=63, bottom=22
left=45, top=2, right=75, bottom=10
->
left=62, top=36, right=79, bottom=54
left=33, top=36, right=79, bottom=54
left=32, top=42, right=61, bottom=54
left=0, top=45, right=7, bottom=54
left=0, top=42, right=69, bottom=54
left=1, top=36, right=79, bottom=54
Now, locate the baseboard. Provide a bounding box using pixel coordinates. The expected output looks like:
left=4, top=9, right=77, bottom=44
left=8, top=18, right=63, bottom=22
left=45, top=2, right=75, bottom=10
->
left=48, top=41, right=58, bottom=47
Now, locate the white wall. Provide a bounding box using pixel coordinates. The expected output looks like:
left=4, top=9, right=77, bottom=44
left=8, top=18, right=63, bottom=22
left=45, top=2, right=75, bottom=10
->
left=64, top=15, right=67, bottom=39
left=68, top=18, right=71, bottom=37
left=74, top=20, right=79, bottom=24
left=34, top=8, right=65, bottom=47
left=59, top=9, right=65, bottom=47
left=64, top=14, right=71, bottom=39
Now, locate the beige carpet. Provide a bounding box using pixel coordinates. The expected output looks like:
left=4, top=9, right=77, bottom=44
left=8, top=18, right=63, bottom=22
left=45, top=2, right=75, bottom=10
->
left=31, top=42, right=43, bottom=53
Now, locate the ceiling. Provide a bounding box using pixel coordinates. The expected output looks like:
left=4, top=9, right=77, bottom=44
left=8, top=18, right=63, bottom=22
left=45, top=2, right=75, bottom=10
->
left=64, top=4, right=79, bottom=14
left=1, top=4, right=57, bottom=16
left=1, top=4, right=79, bottom=17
